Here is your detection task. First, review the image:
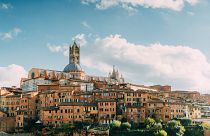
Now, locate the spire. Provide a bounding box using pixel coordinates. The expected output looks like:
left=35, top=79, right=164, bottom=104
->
left=112, top=65, right=116, bottom=75
left=108, top=72, right=111, bottom=77
left=72, top=41, right=79, bottom=48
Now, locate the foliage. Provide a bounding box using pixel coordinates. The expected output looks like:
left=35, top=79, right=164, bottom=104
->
left=60, top=123, right=73, bottom=132
left=121, top=117, right=128, bottom=123
left=45, top=123, right=54, bottom=131
left=156, top=118, right=163, bottom=124
left=202, top=122, right=210, bottom=130
left=110, top=120, right=121, bottom=130
left=178, top=118, right=193, bottom=126
left=121, top=122, right=131, bottom=130
left=154, top=130, right=167, bottom=136
left=73, top=121, right=84, bottom=130
left=144, top=117, right=156, bottom=129
left=166, top=120, right=185, bottom=136
left=153, top=123, right=163, bottom=131
left=184, top=125, right=204, bottom=136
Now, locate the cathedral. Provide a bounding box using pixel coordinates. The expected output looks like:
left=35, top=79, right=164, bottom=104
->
left=21, top=41, right=125, bottom=91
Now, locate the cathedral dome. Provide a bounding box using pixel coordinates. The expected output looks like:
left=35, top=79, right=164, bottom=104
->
left=63, top=63, right=82, bottom=72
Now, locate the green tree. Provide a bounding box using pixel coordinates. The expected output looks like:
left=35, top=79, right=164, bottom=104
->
left=179, top=118, right=193, bottom=126
left=184, top=125, right=204, bottom=136
left=110, top=120, right=121, bottom=130
left=153, top=123, right=163, bottom=131
left=166, top=120, right=185, bottom=136
left=120, top=122, right=131, bottom=130
left=144, top=117, right=156, bottom=129
left=154, top=130, right=167, bottom=136
left=202, top=122, right=210, bottom=130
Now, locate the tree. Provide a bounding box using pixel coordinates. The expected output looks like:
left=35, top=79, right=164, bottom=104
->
left=179, top=118, right=193, bottom=126
left=144, top=117, right=156, bottom=129
left=154, top=130, right=167, bottom=136
left=184, top=124, right=204, bottom=136
left=110, top=120, right=121, bottom=130
left=153, top=123, right=163, bottom=131
left=202, top=122, right=210, bottom=130
left=166, top=120, right=185, bottom=136
left=120, top=122, right=131, bottom=131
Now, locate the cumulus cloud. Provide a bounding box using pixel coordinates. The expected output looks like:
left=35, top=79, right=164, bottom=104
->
left=47, top=43, right=69, bottom=56
left=47, top=34, right=87, bottom=56
left=81, top=0, right=200, bottom=12
left=72, top=34, right=87, bottom=46
left=48, top=34, right=210, bottom=93
left=0, top=64, right=27, bottom=87
left=0, top=28, right=22, bottom=40
left=0, top=3, right=13, bottom=9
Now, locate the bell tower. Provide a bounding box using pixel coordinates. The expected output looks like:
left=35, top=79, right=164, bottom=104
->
left=69, top=41, right=80, bottom=64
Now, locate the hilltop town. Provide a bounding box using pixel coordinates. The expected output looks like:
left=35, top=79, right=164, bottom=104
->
left=0, top=42, right=210, bottom=135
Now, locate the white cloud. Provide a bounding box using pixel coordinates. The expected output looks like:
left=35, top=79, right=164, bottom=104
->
left=72, top=34, right=87, bottom=46
left=47, top=43, right=69, bottom=56
left=47, top=34, right=87, bottom=56
left=81, top=0, right=98, bottom=5
left=81, top=21, right=91, bottom=29
left=0, top=28, right=22, bottom=40
left=81, top=0, right=200, bottom=12
left=47, top=34, right=210, bottom=93
left=0, top=64, right=27, bottom=87
left=0, top=3, right=13, bottom=9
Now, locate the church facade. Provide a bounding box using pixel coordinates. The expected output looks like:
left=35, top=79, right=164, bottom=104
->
left=21, top=42, right=125, bottom=92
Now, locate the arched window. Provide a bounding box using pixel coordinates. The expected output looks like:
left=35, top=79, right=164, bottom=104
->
left=31, top=72, right=35, bottom=79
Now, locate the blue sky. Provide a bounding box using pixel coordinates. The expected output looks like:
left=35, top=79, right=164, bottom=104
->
left=1, top=0, right=210, bottom=93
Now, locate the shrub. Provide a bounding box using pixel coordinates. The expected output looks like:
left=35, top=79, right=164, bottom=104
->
left=110, top=120, right=121, bottom=130
left=121, top=122, right=131, bottom=130
left=184, top=125, right=204, bottom=136
left=202, top=122, right=210, bottom=130
left=179, top=118, right=193, bottom=126
left=153, top=123, right=163, bottom=131
left=144, top=117, right=156, bottom=129
left=166, top=120, right=185, bottom=136
left=154, top=130, right=167, bottom=136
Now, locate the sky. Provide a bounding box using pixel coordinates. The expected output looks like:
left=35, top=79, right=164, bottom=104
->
left=1, top=0, right=210, bottom=93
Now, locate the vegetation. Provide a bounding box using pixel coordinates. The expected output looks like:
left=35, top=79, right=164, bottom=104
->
left=165, top=120, right=185, bottom=136
left=31, top=118, right=209, bottom=136
left=202, top=122, right=210, bottom=130
left=144, top=117, right=156, bottom=129
left=120, top=122, right=131, bottom=130
left=176, top=118, right=193, bottom=126
left=154, top=130, right=167, bottom=136
left=110, top=120, right=121, bottom=130
left=110, top=117, right=207, bottom=136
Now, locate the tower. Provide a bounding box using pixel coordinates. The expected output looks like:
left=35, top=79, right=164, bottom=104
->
left=69, top=41, right=80, bottom=64
left=63, top=41, right=85, bottom=80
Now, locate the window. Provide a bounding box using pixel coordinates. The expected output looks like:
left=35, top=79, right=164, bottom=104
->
left=31, top=72, right=35, bottom=79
